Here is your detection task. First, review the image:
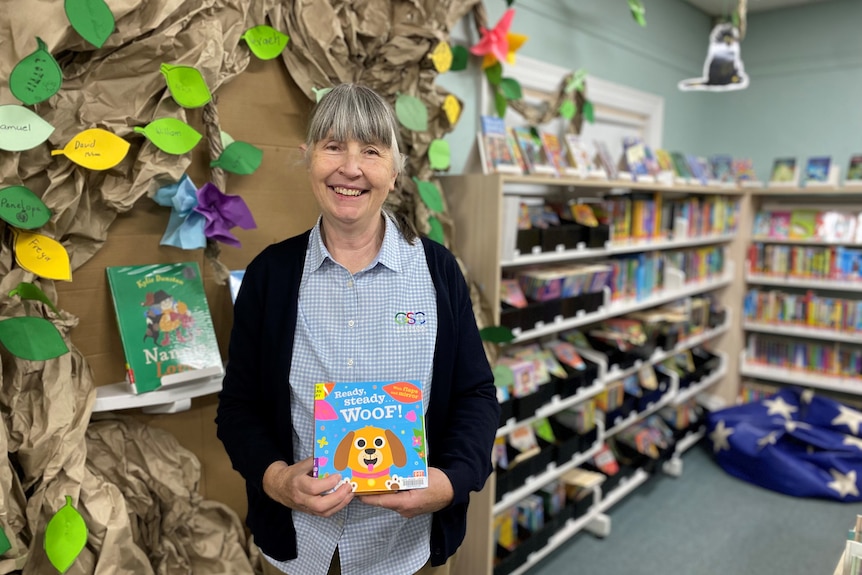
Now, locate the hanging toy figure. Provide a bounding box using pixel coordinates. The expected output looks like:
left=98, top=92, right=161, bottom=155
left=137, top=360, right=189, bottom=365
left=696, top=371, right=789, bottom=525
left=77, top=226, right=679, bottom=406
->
left=679, top=23, right=749, bottom=92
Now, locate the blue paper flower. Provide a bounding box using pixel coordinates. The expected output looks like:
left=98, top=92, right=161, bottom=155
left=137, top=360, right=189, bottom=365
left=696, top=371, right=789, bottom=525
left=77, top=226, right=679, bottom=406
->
left=152, top=175, right=207, bottom=249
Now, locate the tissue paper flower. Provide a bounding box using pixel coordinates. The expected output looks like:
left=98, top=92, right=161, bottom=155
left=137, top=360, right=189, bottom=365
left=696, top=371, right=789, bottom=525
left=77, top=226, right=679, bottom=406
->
left=469, top=9, right=527, bottom=69
left=152, top=175, right=207, bottom=249
left=193, top=182, right=256, bottom=247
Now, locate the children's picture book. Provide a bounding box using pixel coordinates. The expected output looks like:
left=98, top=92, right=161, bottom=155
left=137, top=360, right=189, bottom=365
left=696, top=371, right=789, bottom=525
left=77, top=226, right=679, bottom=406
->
left=804, top=156, right=832, bottom=184
left=478, top=116, right=522, bottom=175
left=769, top=157, right=798, bottom=185
left=513, top=126, right=558, bottom=176
left=733, top=158, right=758, bottom=183
left=670, top=152, right=692, bottom=181
left=622, top=137, right=651, bottom=181
left=539, top=131, right=575, bottom=176
left=816, top=211, right=856, bottom=243
left=593, top=139, right=618, bottom=180
left=769, top=211, right=791, bottom=238
left=709, top=155, right=734, bottom=183
left=106, top=262, right=223, bottom=394
left=312, top=380, right=429, bottom=493
left=563, top=134, right=595, bottom=178
left=846, top=155, right=862, bottom=182
left=789, top=210, right=818, bottom=239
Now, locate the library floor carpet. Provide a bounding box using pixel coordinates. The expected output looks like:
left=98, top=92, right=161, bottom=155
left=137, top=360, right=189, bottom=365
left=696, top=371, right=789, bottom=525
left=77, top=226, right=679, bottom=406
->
left=526, top=441, right=851, bottom=575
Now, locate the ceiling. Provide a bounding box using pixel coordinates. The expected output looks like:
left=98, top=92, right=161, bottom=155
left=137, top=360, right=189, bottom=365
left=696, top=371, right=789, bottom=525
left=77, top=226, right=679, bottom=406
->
left=681, top=0, right=836, bottom=16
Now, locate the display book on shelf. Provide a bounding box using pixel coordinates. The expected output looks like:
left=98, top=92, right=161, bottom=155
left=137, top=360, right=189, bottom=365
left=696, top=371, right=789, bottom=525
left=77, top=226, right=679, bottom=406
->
left=100, top=261, right=224, bottom=414
left=741, top=186, right=862, bottom=398
left=438, top=173, right=735, bottom=575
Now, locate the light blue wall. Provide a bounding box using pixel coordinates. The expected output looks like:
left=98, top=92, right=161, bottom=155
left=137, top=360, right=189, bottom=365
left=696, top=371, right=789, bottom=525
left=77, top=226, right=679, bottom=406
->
left=438, top=0, right=862, bottom=181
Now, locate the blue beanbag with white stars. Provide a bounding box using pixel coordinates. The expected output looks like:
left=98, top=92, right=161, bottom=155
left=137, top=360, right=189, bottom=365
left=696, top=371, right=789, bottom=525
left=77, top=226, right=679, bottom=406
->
left=707, top=387, right=862, bottom=501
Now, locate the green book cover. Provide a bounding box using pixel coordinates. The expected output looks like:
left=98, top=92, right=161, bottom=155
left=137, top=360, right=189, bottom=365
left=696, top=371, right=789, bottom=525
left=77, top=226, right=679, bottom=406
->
left=106, top=262, right=222, bottom=394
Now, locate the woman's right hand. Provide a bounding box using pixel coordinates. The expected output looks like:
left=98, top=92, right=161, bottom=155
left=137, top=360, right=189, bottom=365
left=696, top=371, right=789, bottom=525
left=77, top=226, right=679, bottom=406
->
left=262, top=457, right=354, bottom=517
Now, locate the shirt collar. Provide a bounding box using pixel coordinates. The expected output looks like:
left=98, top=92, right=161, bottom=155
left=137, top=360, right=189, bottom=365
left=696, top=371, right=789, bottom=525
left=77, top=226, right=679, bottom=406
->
left=308, top=213, right=402, bottom=273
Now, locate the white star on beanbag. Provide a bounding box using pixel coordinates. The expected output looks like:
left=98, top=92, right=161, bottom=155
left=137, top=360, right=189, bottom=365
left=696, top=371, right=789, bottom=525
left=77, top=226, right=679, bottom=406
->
left=757, top=431, right=778, bottom=449
left=764, top=396, right=798, bottom=419
left=831, top=405, right=862, bottom=436
left=844, top=435, right=862, bottom=451
left=710, top=420, right=734, bottom=453
left=784, top=420, right=810, bottom=432
left=826, top=468, right=859, bottom=498
left=801, top=389, right=815, bottom=404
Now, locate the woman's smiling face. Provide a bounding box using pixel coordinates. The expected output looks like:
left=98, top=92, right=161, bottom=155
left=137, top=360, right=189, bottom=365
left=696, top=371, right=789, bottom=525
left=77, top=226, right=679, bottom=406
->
left=308, top=135, right=397, bottom=233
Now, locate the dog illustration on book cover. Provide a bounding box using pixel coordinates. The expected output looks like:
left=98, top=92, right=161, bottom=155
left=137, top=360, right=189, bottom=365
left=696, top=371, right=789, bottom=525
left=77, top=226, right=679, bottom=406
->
left=334, top=425, right=407, bottom=492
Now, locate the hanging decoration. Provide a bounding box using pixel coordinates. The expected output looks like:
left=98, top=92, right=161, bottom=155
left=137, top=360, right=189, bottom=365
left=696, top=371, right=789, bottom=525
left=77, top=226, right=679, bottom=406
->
left=51, top=128, right=130, bottom=170
left=152, top=175, right=208, bottom=249
left=134, top=117, right=202, bottom=155
left=160, top=63, right=212, bottom=108
left=0, top=105, right=55, bottom=151
left=194, top=181, right=257, bottom=247
left=679, top=23, right=749, bottom=92
left=0, top=185, right=52, bottom=229
left=467, top=8, right=527, bottom=119
left=65, top=0, right=115, bottom=48
left=9, top=38, right=63, bottom=106
left=43, top=496, right=88, bottom=574
left=241, top=25, right=290, bottom=60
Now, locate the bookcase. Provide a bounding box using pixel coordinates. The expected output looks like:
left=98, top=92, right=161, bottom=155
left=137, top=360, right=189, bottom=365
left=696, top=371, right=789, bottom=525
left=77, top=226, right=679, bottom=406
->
left=440, top=173, right=745, bottom=575
left=740, top=186, right=862, bottom=398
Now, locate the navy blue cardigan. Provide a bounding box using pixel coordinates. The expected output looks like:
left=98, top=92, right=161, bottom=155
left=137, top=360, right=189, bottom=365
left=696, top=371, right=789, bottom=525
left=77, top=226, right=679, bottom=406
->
left=216, top=231, right=499, bottom=566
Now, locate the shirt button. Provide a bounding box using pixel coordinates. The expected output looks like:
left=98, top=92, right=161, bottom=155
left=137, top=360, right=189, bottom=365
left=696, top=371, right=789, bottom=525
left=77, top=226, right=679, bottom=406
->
left=347, top=359, right=354, bottom=366
left=346, top=280, right=354, bottom=287
left=348, top=320, right=355, bottom=327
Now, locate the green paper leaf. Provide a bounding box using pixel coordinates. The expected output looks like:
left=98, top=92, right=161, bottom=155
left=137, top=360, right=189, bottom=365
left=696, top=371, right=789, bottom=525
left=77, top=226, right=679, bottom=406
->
left=494, top=90, right=508, bottom=119
left=427, top=216, right=445, bottom=244
left=428, top=139, right=450, bottom=171
left=0, top=185, right=51, bottom=229
left=395, top=94, right=428, bottom=132
left=10, top=38, right=63, bottom=106
left=44, top=496, right=87, bottom=573
left=450, top=45, right=469, bottom=71
left=565, top=68, right=588, bottom=94
left=493, top=363, right=514, bottom=389
left=133, top=117, right=202, bottom=155
left=65, top=0, right=115, bottom=48
left=160, top=63, right=212, bottom=109
left=559, top=100, right=576, bottom=120
left=0, top=316, right=68, bottom=361
left=0, top=105, right=55, bottom=151
left=0, top=525, right=10, bottom=555
left=485, top=62, right=503, bottom=86
left=479, top=325, right=515, bottom=344
left=9, top=282, right=61, bottom=315
left=499, top=78, right=522, bottom=100
left=413, top=178, right=444, bottom=213
left=583, top=100, right=595, bottom=123
left=241, top=25, right=289, bottom=60
left=210, top=141, right=263, bottom=174
left=220, top=130, right=234, bottom=149
left=628, top=0, right=647, bottom=27
left=732, top=12, right=740, bottom=28
left=312, top=87, right=332, bottom=102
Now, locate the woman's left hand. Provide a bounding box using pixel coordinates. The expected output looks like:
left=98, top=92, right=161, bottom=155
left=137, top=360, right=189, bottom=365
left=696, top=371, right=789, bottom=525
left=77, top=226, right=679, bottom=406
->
left=358, top=467, right=454, bottom=518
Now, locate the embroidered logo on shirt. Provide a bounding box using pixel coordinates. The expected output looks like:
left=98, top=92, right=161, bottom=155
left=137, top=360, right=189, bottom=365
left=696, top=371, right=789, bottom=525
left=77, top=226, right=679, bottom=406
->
left=394, top=311, right=426, bottom=326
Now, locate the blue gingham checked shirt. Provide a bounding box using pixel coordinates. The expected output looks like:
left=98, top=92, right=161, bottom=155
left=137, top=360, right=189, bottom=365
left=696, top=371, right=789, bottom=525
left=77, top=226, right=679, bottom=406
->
left=264, top=214, right=437, bottom=575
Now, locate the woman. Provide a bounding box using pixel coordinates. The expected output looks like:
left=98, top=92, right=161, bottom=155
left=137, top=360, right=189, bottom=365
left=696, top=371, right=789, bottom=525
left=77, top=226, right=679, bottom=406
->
left=216, top=83, right=499, bottom=575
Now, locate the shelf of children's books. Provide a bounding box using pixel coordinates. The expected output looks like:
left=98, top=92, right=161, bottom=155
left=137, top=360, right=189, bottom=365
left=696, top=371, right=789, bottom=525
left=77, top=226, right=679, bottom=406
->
left=751, top=186, right=862, bottom=196
left=739, top=352, right=862, bottom=396
left=493, top=436, right=604, bottom=515
left=510, top=272, right=733, bottom=344
left=743, top=321, right=862, bottom=345
left=495, top=174, right=746, bottom=194
left=745, top=274, right=862, bottom=293
left=501, top=233, right=735, bottom=268
left=599, top=318, right=730, bottom=386
left=507, top=499, right=599, bottom=575
left=750, top=236, right=862, bottom=247
left=93, top=367, right=224, bottom=414
left=671, top=351, right=728, bottom=407
left=604, top=375, right=678, bottom=438
left=497, top=379, right=605, bottom=438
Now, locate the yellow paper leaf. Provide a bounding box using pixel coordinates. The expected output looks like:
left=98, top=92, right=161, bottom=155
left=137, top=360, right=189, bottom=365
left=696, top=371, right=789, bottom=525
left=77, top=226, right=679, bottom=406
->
left=14, top=231, right=71, bottom=281
left=442, top=95, right=461, bottom=126
left=429, top=41, right=453, bottom=73
left=51, top=128, right=129, bottom=170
